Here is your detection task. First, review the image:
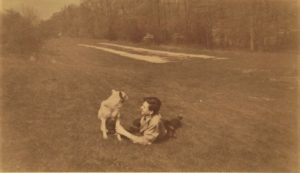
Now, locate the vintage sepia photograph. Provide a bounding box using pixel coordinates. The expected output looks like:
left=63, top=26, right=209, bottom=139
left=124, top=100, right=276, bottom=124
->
left=0, top=0, right=299, bottom=172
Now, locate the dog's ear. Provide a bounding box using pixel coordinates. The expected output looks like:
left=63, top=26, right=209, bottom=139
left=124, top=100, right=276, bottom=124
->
left=120, top=91, right=128, bottom=100
left=112, top=89, right=117, bottom=93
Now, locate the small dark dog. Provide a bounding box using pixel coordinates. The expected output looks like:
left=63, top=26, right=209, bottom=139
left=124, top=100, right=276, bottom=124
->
left=106, top=117, right=116, bottom=134
left=163, top=116, right=183, bottom=138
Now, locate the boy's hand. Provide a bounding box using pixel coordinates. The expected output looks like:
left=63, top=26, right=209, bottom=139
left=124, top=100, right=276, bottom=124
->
left=115, top=120, right=151, bottom=145
left=115, top=120, right=126, bottom=135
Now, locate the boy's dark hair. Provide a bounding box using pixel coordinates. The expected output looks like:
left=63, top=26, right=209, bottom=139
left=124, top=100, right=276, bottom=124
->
left=143, top=97, right=161, bottom=115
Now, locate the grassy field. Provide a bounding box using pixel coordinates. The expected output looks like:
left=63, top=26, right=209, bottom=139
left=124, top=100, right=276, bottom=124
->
left=0, top=38, right=298, bottom=172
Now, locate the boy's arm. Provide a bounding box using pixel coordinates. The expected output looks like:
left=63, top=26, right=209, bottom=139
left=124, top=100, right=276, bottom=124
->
left=116, top=120, right=151, bottom=145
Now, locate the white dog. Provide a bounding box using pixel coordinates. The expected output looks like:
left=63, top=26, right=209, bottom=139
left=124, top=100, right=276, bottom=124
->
left=98, top=89, right=128, bottom=141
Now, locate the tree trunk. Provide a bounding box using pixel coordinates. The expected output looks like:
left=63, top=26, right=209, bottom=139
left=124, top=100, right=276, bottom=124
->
left=250, top=15, right=255, bottom=51
left=184, top=0, right=190, bottom=39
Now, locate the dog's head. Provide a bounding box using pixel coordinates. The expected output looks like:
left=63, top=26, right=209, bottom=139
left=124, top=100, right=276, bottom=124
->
left=111, top=89, right=128, bottom=103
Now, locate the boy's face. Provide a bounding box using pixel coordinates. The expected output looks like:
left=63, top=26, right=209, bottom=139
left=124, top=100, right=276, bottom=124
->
left=140, top=101, right=153, bottom=116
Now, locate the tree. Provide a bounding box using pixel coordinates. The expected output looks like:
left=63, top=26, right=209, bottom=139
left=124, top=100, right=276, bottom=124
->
left=43, top=0, right=298, bottom=51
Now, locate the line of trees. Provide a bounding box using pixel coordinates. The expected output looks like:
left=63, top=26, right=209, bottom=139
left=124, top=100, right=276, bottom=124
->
left=1, top=0, right=298, bottom=55
left=43, top=0, right=298, bottom=51
left=0, top=7, right=49, bottom=57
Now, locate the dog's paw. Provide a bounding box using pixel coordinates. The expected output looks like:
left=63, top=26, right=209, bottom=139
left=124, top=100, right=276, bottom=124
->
left=102, top=134, right=108, bottom=139
left=117, top=134, right=122, bottom=141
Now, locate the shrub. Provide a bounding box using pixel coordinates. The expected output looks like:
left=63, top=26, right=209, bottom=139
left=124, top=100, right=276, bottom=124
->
left=172, top=33, right=185, bottom=44
left=142, top=33, right=154, bottom=44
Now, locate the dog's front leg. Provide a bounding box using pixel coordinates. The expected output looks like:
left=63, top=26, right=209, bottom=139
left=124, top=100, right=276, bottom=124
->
left=116, top=133, right=122, bottom=141
left=114, top=113, right=122, bottom=141
left=116, top=117, right=122, bottom=141
left=100, top=117, right=108, bottom=139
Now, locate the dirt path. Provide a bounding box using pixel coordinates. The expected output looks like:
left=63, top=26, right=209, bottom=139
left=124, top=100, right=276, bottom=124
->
left=98, top=42, right=228, bottom=60
left=78, top=44, right=169, bottom=63
left=79, top=42, right=228, bottom=63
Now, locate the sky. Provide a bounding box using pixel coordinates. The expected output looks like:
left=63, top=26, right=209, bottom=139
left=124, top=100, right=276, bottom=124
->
left=0, top=0, right=81, bottom=19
